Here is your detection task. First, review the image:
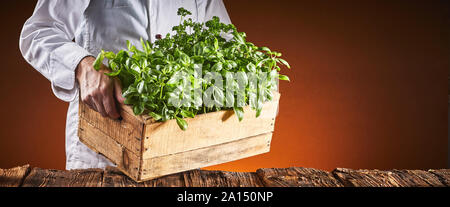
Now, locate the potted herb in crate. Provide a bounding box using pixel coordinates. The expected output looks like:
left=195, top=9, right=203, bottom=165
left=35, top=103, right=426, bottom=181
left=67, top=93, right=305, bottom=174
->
left=78, top=8, right=290, bottom=182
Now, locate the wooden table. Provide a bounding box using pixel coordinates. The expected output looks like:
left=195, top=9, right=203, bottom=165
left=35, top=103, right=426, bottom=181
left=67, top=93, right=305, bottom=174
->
left=0, top=165, right=449, bottom=187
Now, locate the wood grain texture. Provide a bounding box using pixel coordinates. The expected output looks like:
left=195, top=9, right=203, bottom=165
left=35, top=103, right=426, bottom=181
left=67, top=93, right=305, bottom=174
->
left=102, top=168, right=262, bottom=187
left=140, top=132, right=272, bottom=181
left=256, top=167, right=343, bottom=187
left=21, top=167, right=103, bottom=187
left=141, top=172, right=187, bottom=187
left=332, top=168, right=446, bottom=187
left=182, top=169, right=264, bottom=187
left=102, top=166, right=186, bottom=187
left=0, top=165, right=30, bottom=187
left=1, top=165, right=449, bottom=187
left=79, top=101, right=143, bottom=155
left=428, top=169, right=450, bottom=186
left=142, top=92, right=280, bottom=159
left=78, top=118, right=141, bottom=180
left=101, top=166, right=145, bottom=187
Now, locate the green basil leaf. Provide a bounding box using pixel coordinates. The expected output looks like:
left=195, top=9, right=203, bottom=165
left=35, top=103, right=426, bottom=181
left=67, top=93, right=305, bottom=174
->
left=126, top=40, right=132, bottom=51
left=149, top=112, right=162, bottom=120
left=246, top=62, right=256, bottom=72
left=137, top=81, right=145, bottom=93
left=131, top=64, right=141, bottom=74
left=259, top=47, right=271, bottom=52
left=104, top=51, right=116, bottom=59
left=255, top=107, right=262, bottom=118
left=180, top=109, right=195, bottom=118
left=233, top=107, right=244, bottom=122
left=214, top=38, right=219, bottom=50
left=104, top=69, right=121, bottom=77
left=278, top=74, right=290, bottom=81
left=175, top=116, right=188, bottom=131
left=211, top=62, right=223, bottom=71
left=122, top=86, right=137, bottom=97
left=278, top=58, right=290, bottom=69
left=93, top=51, right=105, bottom=70
left=133, top=104, right=144, bottom=115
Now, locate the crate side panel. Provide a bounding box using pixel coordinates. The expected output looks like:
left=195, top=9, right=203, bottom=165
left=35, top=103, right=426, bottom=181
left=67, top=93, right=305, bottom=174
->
left=142, top=93, right=279, bottom=159
left=78, top=117, right=141, bottom=181
left=79, top=102, right=143, bottom=155
left=139, top=132, right=272, bottom=181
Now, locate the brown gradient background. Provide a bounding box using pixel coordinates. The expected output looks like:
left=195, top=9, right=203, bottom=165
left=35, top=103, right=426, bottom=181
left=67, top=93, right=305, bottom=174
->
left=0, top=0, right=448, bottom=171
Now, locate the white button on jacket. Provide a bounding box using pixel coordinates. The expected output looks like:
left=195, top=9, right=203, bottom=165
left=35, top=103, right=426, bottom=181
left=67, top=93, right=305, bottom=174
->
left=19, top=0, right=231, bottom=170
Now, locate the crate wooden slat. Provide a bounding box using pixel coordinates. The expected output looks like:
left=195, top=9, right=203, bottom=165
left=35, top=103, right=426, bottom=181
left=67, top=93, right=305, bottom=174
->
left=79, top=101, right=143, bottom=155
left=141, top=96, right=278, bottom=159
left=140, top=133, right=272, bottom=180
left=78, top=92, right=280, bottom=182
left=78, top=118, right=141, bottom=179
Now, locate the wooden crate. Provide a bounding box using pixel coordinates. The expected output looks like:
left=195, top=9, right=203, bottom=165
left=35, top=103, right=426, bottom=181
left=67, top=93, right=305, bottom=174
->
left=78, top=92, right=280, bottom=182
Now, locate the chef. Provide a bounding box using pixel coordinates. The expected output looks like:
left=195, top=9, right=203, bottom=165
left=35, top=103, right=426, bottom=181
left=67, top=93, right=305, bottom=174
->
left=19, top=0, right=231, bottom=170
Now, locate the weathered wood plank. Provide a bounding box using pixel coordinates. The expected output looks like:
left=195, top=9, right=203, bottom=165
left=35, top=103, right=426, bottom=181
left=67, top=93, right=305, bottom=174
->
left=140, top=132, right=272, bottom=181
left=79, top=101, right=143, bottom=155
left=141, top=172, right=186, bottom=187
left=78, top=117, right=141, bottom=181
left=393, top=169, right=446, bottom=186
left=182, top=169, right=264, bottom=187
left=142, top=92, right=280, bottom=159
left=1, top=165, right=449, bottom=187
left=102, top=166, right=186, bottom=187
left=0, top=165, right=31, bottom=187
left=332, top=168, right=445, bottom=187
left=256, top=167, right=343, bottom=187
left=428, top=169, right=450, bottom=186
left=102, top=167, right=262, bottom=187
left=21, top=167, right=103, bottom=187
left=101, top=167, right=145, bottom=187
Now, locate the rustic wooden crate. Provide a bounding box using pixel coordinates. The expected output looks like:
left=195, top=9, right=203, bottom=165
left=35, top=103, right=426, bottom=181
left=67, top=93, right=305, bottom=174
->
left=78, top=92, right=280, bottom=182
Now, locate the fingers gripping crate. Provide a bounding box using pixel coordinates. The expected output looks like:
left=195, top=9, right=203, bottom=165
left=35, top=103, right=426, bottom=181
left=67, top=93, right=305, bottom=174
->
left=78, top=92, right=280, bottom=182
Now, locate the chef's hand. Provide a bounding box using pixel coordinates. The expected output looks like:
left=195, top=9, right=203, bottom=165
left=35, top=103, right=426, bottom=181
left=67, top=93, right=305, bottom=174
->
left=75, top=56, right=125, bottom=119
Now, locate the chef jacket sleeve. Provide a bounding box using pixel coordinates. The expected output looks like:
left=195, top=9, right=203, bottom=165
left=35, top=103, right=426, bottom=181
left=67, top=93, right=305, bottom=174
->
left=19, top=0, right=91, bottom=102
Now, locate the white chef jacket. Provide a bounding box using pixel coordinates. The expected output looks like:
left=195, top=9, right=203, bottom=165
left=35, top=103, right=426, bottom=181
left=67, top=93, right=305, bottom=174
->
left=19, top=0, right=231, bottom=170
